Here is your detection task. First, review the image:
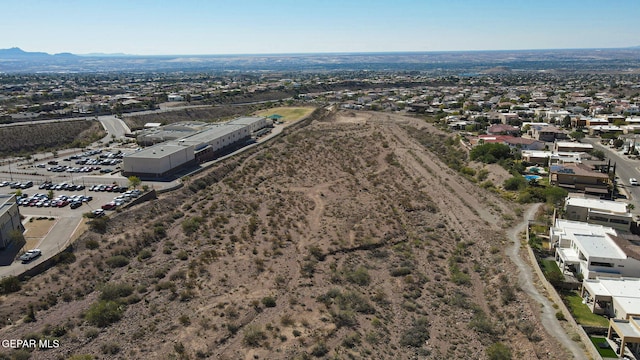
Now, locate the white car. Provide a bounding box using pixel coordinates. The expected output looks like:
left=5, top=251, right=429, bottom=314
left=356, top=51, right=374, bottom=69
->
left=19, top=249, right=42, bottom=262
left=630, top=178, right=639, bottom=186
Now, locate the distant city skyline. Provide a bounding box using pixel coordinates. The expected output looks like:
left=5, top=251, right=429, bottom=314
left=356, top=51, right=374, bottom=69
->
left=1, top=0, right=638, bottom=56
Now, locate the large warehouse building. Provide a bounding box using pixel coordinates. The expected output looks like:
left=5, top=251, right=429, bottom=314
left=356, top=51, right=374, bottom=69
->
left=0, top=194, right=24, bottom=249
left=123, top=116, right=268, bottom=178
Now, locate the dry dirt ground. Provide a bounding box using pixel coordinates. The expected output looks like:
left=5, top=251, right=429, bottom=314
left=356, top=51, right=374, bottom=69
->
left=0, top=110, right=571, bottom=359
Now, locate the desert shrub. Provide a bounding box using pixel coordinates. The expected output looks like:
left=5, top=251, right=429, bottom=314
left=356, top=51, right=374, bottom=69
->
left=100, top=342, right=120, bottom=355
left=99, top=283, right=133, bottom=302
left=0, top=276, right=21, bottom=295
left=137, top=249, right=152, bottom=260
left=342, top=332, right=361, bottom=348
left=261, top=296, right=277, bottom=308
left=400, top=316, right=430, bottom=347
left=176, top=250, right=188, bottom=261
left=88, top=217, right=109, bottom=233
left=85, top=239, right=99, bottom=250
left=181, top=216, right=203, bottom=235
left=179, top=314, right=191, bottom=326
left=344, top=266, right=371, bottom=286
left=53, top=251, right=76, bottom=265
left=105, top=255, right=129, bottom=268
left=243, top=325, right=267, bottom=347
left=311, top=341, right=329, bottom=357
left=331, top=310, right=357, bottom=329
left=85, top=300, right=123, bottom=327
left=469, top=310, right=495, bottom=335
left=390, top=267, right=412, bottom=277
left=487, top=342, right=512, bottom=360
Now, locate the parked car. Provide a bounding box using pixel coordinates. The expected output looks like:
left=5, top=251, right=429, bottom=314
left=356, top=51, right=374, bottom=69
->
left=102, top=202, right=117, bottom=210
left=69, top=201, right=82, bottom=209
left=630, top=178, right=639, bottom=186
left=19, top=249, right=41, bottom=263
left=92, top=209, right=106, bottom=217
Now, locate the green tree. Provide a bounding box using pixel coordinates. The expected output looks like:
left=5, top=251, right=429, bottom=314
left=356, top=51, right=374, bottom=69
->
left=470, top=143, right=512, bottom=164
left=503, top=176, right=527, bottom=191
left=590, top=149, right=606, bottom=160
left=569, top=131, right=585, bottom=141
left=561, top=115, right=572, bottom=128
left=128, top=176, right=141, bottom=189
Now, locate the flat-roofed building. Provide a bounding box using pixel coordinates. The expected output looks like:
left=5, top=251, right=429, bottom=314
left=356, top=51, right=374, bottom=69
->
left=226, top=117, right=269, bottom=134
left=123, top=120, right=252, bottom=178
left=551, top=219, right=640, bottom=280
left=607, top=317, right=640, bottom=357
left=122, top=143, right=196, bottom=178
left=582, top=277, right=640, bottom=318
left=554, top=141, right=593, bottom=153
left=564, top=196, right=632, bottom=232
left=0, top=194, right=24, bottom=249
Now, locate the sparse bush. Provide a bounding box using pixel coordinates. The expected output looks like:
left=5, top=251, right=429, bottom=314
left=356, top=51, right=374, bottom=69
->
left=311, top=341, right=329, bottom=357
left=400, top=316, right=430, bottom=348
left=137, top=249, right=152, bottom=260
left=105, top=255, right=129, bottom=268
left=85, top=239, right=99, bottom=250
left=99, top=283, right=133, bottom=302
left=487, top=342, right=512, bottom=360
left=243, top=325, right=267, bottom=347
left=261, top=296, right=277, bottom=308
left=85, top=300, right=123, bottom=327
left=344, top=266, right=371, bottom=286
left=181, top=216, right=203, bottom=235
left=179, top=314, right=191, bottom=326
left=0, top=276, right=21, bottom=295
left=100, top=342, right=120, bottom=355
left=88, top=217, right=109, bottom=233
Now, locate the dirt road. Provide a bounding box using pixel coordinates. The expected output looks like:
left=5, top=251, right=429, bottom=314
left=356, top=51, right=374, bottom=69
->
left=507, top=204, right=585, bottom=359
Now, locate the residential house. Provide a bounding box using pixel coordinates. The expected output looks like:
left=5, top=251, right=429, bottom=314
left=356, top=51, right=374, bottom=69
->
left=606, top=317, right=640, bottom=357
left=487, top=124, right=520, bottom=136
left=582, top=277, right=640, bottom=319
left=499, top=112, right=519, bottom=124
left=549, top=163, right=610, bottom=194
left=531, top=125, right=568, bottom=142
left=551, top=219, right=640, bottom=280
left=564, top=196, right=632, bottom=232
left=554, top=141, right=594, bottom=153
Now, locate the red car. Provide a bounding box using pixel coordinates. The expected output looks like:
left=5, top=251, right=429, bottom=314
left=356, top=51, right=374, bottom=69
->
left=101, top=202, right=117, bottom=210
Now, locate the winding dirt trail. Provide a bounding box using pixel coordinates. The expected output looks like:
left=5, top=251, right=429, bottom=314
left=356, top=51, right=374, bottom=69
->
left=507, top=204, right=585, bottom=359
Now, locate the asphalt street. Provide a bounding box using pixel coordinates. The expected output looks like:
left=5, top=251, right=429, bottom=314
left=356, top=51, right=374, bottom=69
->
left=582, top=137, right=640, bottom=213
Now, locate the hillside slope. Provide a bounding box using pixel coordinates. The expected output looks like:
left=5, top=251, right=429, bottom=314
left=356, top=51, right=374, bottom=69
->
left=0, top=110, right=570, bottom=359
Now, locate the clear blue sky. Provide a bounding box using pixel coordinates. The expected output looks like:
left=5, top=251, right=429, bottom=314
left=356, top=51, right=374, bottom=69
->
left=1, top=0, right=638, bottom=55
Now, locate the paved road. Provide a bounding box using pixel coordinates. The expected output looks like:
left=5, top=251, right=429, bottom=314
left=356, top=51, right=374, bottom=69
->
left=583, top=137, right=640, bottom=211
left=507, top=204, right=585, bottom=359
left=98, top=115, right=131, bottom=139
left=0, top=215, right=82, bottom=278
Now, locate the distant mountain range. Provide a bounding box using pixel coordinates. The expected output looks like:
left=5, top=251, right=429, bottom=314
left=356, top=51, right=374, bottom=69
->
left=1, top=47, right=640, bottom=74
left=0, top=47, right=77, bottom=58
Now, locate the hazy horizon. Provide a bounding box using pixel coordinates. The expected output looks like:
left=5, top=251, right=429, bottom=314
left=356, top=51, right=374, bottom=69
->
left=4, top=45, right=639, bottom=58
left=1, top=0, right=638, bottom=56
